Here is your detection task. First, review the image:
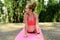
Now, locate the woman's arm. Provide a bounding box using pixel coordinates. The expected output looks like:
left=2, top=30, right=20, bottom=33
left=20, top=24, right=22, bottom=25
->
left=35, top=14, right=40, bottom=34
left=24, top=13, right=28, bottom=37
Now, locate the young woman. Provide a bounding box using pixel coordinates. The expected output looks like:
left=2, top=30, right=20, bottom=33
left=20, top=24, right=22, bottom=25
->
left=15, top=2, right=44, bottom=40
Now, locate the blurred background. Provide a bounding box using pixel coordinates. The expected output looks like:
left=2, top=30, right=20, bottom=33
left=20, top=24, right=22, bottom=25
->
left=0, top=0, right=60, bottom=23
left=0, top=0, right=60, bottom=40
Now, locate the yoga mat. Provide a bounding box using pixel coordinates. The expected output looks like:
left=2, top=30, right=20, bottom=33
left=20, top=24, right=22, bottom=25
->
left=15, top=28, right=44, bottom=40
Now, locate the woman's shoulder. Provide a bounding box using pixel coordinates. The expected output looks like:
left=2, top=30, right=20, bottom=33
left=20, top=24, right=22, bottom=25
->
left=24, top=13, right=27, bottom=16
left=34, top=12, right=38, bottom=17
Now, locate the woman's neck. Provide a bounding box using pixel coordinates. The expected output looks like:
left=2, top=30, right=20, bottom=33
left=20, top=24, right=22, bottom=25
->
left=29, top=12, right=34, bottom=16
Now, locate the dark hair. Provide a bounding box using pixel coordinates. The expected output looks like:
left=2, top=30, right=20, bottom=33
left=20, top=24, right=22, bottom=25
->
left=28, top=2, right=36, bottom=12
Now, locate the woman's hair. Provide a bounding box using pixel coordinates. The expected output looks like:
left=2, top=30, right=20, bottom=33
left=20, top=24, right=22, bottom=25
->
left=27, top=2, right=36, bottom=12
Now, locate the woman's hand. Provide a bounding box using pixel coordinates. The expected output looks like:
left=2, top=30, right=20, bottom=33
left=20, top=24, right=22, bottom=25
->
left=37, top=34, right=40, bottom=39
left=24, top=33, right=28, bottom=38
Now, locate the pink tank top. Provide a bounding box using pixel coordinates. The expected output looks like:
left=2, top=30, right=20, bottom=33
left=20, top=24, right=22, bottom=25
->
left=27, top=14, right=36, bottom=26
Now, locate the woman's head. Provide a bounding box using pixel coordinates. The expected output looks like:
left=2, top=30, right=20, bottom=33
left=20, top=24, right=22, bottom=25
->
left=25, top=2, right=36, bottom=14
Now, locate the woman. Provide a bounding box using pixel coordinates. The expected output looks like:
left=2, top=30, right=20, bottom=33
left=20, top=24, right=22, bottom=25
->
left=15, top=2, right=44, bottom=40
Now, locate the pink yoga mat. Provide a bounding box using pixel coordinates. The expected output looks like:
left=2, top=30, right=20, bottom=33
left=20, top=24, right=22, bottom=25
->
left=15, top=28, right=44, bottom=40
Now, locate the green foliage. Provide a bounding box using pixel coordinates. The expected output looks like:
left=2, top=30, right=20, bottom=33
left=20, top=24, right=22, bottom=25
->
left=0, top=1, right=3, bottom=15
left=0, top=0, right=60, bottom=23
left=36, top=0, right=43, bottom=14
left=39, top=1, right=60, bottom=22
